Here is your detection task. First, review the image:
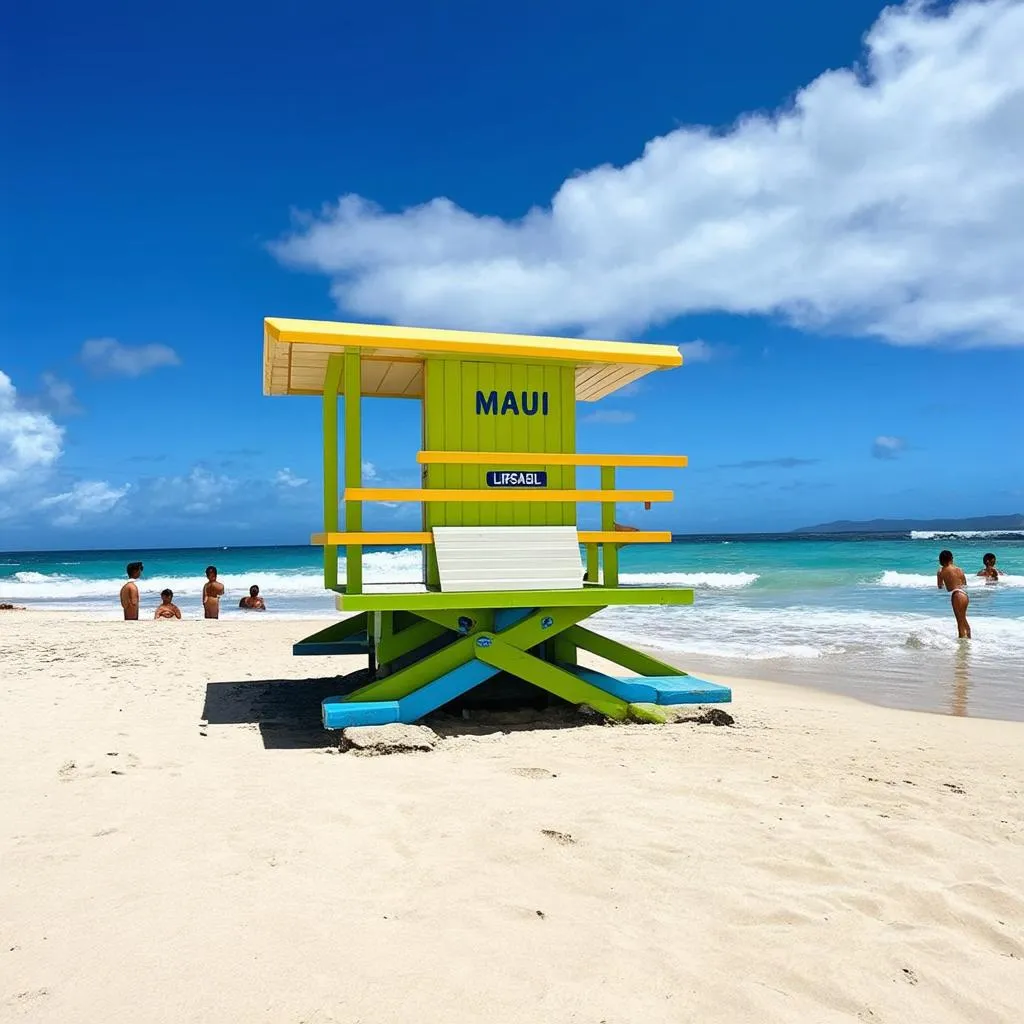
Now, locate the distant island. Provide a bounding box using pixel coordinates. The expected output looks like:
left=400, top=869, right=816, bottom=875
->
left=792, top=513, right=1023, bottom=535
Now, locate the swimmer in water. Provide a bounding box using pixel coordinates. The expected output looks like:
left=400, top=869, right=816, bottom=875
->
left=977, top=552, right=1001, bottom=583
left=202, top=565, right=225, bottom=619
left=238, top=584, right=266, bottom=610
left=154, top=588, right=181, bottom=619
left=937, top=549, right=971, bottom=639
left=119, top=561, right=143, bottom=620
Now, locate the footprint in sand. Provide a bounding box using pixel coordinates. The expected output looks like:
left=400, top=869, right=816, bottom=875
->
left=513, top=767, right=557, bottom=779
left=57, top=760, right=76, bottom=779
left=5, top=988, right=49, bottom=1009
left=541, top=829, right=576, bottom=845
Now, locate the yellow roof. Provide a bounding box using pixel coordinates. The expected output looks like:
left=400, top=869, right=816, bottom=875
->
left=263, top=317, right=681, bottom=401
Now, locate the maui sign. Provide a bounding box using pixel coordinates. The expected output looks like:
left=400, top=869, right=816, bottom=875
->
left=475, top=390, right=550, bottom=416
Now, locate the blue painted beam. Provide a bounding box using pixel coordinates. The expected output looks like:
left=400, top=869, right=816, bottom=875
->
left=649, top=676, right=731, bottom=704
left=565, top=666, right=732, bottom=705
left=564, top=665, right=660, bottom=703
left=494, top=607, right=535, bottom=630
left=322, top=660, right=501, bottom=728
left=397, top=659, right=499, bottom=722
left=322, top=698, right=400, bottom=728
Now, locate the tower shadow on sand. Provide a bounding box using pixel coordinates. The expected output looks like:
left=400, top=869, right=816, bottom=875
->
left=200, top=672, right=599, bottom=750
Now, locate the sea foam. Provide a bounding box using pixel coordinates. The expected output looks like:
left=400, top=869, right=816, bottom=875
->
left=877, top=570, right=1023, bottom=589
left=1, top=555, right=761, bottom=602
left=620, top=571, right=758, bottom=589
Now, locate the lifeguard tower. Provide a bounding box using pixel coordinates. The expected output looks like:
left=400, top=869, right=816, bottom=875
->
left=263, top=318, right=731, bottom=728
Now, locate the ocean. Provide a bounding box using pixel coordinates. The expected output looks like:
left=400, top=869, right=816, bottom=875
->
left=3, top=533, right=1022, bottom=720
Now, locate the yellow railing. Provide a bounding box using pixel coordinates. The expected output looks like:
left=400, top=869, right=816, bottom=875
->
left=311, top=530, right=672, bottom=546
left=416, top=451, right=688, bottom=468
left=343, top=487, right=672, bottom=503
left=315, top=450, right=685, bottom=591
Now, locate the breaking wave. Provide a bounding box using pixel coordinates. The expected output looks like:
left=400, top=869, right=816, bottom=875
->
left=1, top=550, right=425, bottom=604
left=2, top=557, right=760, bottom=604
left=910, top=530, right=1024, bottom=541
left=620, top=571, right=758, bottom=589
left=597, top=603, right=1024, bottom=661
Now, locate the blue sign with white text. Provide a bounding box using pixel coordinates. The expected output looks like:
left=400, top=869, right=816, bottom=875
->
left=486, top=471, right=548, bottom=488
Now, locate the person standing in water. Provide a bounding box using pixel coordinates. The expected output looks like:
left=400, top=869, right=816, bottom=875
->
left=202, top=565, right=225, bottom=619
left=937, top=549, right=971, bottom=639
left=119, top=561, right=143, bottom=620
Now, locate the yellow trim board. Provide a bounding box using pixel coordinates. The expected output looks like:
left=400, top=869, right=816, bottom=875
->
left=579, top=531, right=672, bottom=543
left=344, top=488, right=673, bottom=503
left=265, top=317, right=682, bottom=368
left=311, top=531, right=433, bottom=546
left=416, top=451, right=688, bottom=468
left=311, top=530, right=673, bottom=546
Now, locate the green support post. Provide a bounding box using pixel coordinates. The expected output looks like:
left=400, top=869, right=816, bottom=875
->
left=495, top=605, right=599, bottom=652
left=373, top=610, right=391, bottom=650
left=551, top=635, right=577, bottom=667
left=417, top=608, right=496, bottom=635
left=376, top=616, right=448, bottom=667
left=586, top=542, right=600, bottom=584
left=600, top=465, right=619, bottom=587
left=476, top=640, right=632, bottom=720
left=344, top=349, right=363, bottom=594
left=322, top=355, right=343, bottom=590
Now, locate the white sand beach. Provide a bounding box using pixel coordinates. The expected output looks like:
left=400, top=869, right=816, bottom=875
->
left=1, top=612, right=1022, bottom=1023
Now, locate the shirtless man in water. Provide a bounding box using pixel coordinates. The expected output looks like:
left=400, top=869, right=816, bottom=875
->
left=239, top=584, right=266, bottom=610
left=119, top=561, right=143, bottom=620
left=202, top=565, right=225, bottom=619
left=977, top=552, right=1001, bottom=582
left=937, top=549, right=971, bottom=639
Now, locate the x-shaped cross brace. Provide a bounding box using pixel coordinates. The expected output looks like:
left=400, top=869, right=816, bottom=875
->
left=341, top=604, right=665, bottom=723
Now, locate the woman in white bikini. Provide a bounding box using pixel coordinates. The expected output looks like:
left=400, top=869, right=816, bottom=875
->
left=937, top=549, right=971, bottom=639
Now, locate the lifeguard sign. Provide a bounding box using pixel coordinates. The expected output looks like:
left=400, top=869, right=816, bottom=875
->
left=262, top=317, right=731, bottom=728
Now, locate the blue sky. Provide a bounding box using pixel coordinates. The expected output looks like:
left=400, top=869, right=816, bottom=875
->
left=2, top=0, right=1023, bottom=549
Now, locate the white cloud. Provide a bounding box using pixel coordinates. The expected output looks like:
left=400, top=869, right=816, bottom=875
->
left=38, top=480, right=130, bottom=525
left=872, top=435, right=907, bottom=459
left=677, top=340, right=718, bottom=363
left=0, top=371, right=64, bottom=489
left=275, top=467, right=309, bottom=488
left=38, top=373, right=81, bottom=416
left=81, top=338, right=181, bottom=377
left=142, top=466, right=237, bottom=515
left=580, top=409, right=637, bottom=425
left=362, top=460, right=378, bottom=479
left=272, top=0, right=1024, bottom=348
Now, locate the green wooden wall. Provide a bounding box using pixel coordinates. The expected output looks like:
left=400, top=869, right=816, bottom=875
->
left=422, top=358, right=577, bottom=583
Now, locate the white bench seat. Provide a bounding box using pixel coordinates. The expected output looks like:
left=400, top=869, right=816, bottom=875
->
left=432, top=526, right=585, bottom=593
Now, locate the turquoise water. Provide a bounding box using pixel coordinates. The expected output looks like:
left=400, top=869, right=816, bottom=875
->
left=3, top=533, right=1022, bottom=719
